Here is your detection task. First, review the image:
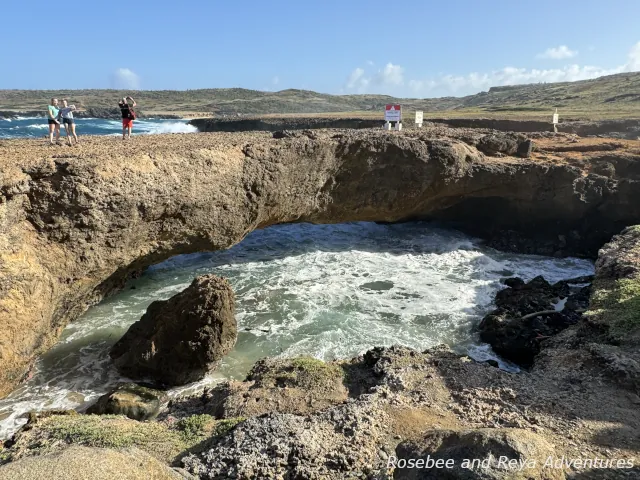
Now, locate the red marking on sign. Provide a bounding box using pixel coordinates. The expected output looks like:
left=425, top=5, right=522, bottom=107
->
left=385, top=104, right=401, bottom=111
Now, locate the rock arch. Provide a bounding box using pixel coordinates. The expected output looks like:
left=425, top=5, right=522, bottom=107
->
left=1, top=128, right=638, bottom=397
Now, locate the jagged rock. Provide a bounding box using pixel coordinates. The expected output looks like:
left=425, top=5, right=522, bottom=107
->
left=206, top=357, right=348, bottom=418
left=86, top=383, right=167, bottom=420
left=517, top=138, right=534, bottom=158
left=110, top=275, right=237, bottom=386
left=478, top=275, right=592, bottom=367
left=394, top=428, right=564, bottom=479
left=181, top=403, right=387, bottom=480
left=532, top=226, right=640, bottom=394
left=476, top=133, right=533, bottom=157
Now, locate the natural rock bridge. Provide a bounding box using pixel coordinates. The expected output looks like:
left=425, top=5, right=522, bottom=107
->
left=1, top=126, right=639, bottom=397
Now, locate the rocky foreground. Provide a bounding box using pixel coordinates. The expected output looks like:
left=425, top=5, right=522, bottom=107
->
left=2, top=126, right=640, bottom=399
left=0, top=227, right=638, bottom=479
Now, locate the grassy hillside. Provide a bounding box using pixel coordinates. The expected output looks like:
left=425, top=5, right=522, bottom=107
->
left=1, top=72, right=640, bottom=120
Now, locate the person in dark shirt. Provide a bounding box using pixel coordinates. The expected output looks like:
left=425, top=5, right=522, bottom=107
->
left=118, top=96, right=137, bottom=140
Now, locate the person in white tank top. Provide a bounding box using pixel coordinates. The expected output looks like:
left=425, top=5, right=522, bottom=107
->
left=59, top=99, right=78, bottom=146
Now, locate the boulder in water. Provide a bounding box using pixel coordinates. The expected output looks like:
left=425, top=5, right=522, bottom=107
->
left=110, top=275, right=237, bottom=386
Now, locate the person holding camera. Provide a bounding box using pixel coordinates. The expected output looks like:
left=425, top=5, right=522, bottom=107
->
left=118, top=96, right=137, bottom=140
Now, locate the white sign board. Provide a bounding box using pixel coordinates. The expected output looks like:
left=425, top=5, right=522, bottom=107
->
left=385, top=104, right=402, bottom=122
left=552, top=113, right=559, bottom=124
left=415, top=111, right=423, bottom=124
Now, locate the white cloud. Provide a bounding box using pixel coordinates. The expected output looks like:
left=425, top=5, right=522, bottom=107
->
left=537, top=45, right=578, bottom=60
left=407, top=41, right=640, bottom=96
left=110, top=68, right=140, bottom=90
left=375, top=63, right=404, bottom=86
left=345, top=67, right=369, bottom=92
left=345, top=62, right=405, bottom=93
left=627, top=41, right=640, bottom=71
left=367, top=60, right=375, bottom=66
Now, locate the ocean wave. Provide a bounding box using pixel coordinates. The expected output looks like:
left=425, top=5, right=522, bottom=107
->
left=137, top=121, right=198, bottom=134
left=0, top=222, right=596, bottom=439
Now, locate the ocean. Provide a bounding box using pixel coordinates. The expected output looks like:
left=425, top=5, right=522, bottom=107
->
left=0, top=221, right=595, bottom=439
left=0, top=116, right=197, bottom=139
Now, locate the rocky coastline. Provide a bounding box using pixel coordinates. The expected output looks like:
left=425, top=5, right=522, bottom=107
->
left=0, top=125, right=639, bottom=478
left=1, top=226, right=638, bottom=477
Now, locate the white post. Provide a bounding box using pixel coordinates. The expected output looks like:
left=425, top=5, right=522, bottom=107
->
left=395, top=122, right=402, bottom=131
left=552, top=108, right=559, bottom=133
left=384, top=122, right=391, bottom=130
left=415, top=111, right=423, bottom=128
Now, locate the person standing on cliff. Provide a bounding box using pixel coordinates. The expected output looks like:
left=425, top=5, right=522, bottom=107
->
left=118, top=96, right=137, bottom=140
left=59, top=99, right=78, bottom=146
left=47, top=98, right=61, bottom=145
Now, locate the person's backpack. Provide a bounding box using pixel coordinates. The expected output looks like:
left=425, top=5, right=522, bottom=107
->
left=129, top=108, right=137, bottom=120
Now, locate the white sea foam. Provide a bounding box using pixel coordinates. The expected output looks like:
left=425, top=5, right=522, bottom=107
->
left=0, top=222, right=595, bottom=439
left=136, top=121, right=198, bottom=134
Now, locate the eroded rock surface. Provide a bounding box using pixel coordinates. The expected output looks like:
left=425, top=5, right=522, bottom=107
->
left=1, top=128, right=640, bottom=397
left=0, top=445, right=184, bottom=480
left=395, top=428, right=564, bottom=479
left=110, top=275, right=237, bottom=386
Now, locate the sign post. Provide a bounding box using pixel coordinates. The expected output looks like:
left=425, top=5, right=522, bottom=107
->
left=415, top=111, right=423, bottom=128
left=552, top=108, right=559, bottom=133
left=384, top=104, right=402, bottom=131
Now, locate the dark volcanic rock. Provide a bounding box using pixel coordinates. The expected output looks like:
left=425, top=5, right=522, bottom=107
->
left=86, top=383, right=166, bottom=421
left=110, top=275, right=237, bottom=386
left=470, top=132, right=534, bottom=158
left=517, top=138, right=534, bottom=158
left=190, top=116, right=382, bottom=132
left=476, top=133, right=520, bottom=156
left=478, top=275, right=592, bottom=367
left=394, top=428, right=564, bottom=479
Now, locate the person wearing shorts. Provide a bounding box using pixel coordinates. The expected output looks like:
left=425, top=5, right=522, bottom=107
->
left=118, top=96, right=137, bottom=140
left=59, top=99, right=78, bottom=146
left=47, top=98, right=61, bottom=145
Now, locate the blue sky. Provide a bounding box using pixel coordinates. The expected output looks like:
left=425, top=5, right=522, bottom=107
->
left=2, top=0, right=640, bottom=97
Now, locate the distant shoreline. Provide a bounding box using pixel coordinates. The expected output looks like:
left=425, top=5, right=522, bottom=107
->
left=0, top=110, right=184, bottom=120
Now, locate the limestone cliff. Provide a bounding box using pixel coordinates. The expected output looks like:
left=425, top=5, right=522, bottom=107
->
left=0, top=127, right=639, bottom=398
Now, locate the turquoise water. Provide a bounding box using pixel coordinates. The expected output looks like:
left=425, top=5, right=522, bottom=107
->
left=0, top=116, right=196, bottom=139
left=0, top=222, right=594, bottom=439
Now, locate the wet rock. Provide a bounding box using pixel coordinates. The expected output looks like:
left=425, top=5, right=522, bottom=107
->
left=394, top=428, right=564, bottom=479
left=87, top=383, right=167, bottom=421
left=479, top=275, right=592, bottom=367
left=110, top=275, right=237, bottom=386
